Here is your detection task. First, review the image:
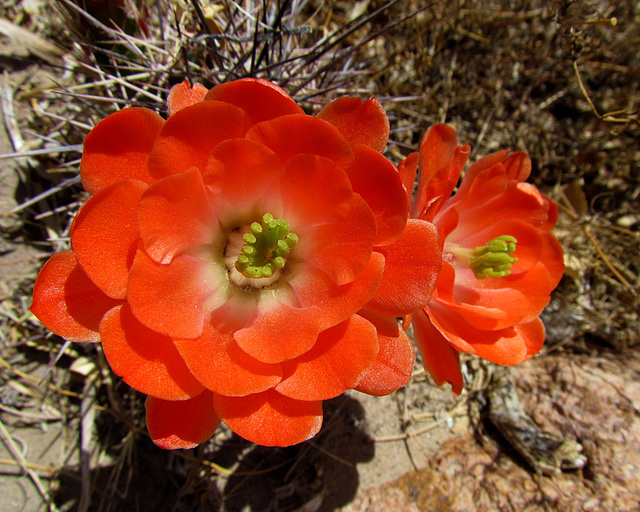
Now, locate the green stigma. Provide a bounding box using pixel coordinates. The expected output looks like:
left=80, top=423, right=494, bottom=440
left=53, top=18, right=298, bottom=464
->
left=469, top=235, right=518, bottom=279
left=235, top=214, right=298, bottom=279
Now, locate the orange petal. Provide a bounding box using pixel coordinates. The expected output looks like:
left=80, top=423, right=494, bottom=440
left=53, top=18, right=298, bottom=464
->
left=503, top=151, right=532, bottom=182
left=138, top=168, right=217, bottom=264
left=412, top=309, right=463, bottom=395
left=30, top=251, right=120, bottom=342
left=428, top=303, right=529, bottom=366
left=447, top=285, right=529, bottom=331
left=214, top=389, right=323, bottom=447
left=470, top=327, right=530, bottom=365
left=287, top=252, right=384, bottom=331
left=71, top=180, right=147, bottom=299
left=412, top=124, right=469, bottom=219
left=454, top=150, right=510, bottom=197
left=398, top=152, right=418, bottom=207
left=100, top=305, right=204, bottom=400
left=233, top=301, right=322, bottom=364
left=167, top=80, right=208, bottom=116
left=355, top=324, right=415, bottom=397
left=147, top=101, right=250, bottom=180
left=539, top=195, right=559, bottom=232
left=518, top=318, right=545, bottom=359
left=317, top=96, right=390, bottom=152
left=452, top=181, right=551, bottom=236
left=498, top=263, right=553, bottom=322
left=174, top=317, right=282, bottom=397
left=298, top=194, right=376, bottom=286
left=127, top=249, right=219, bottom=338
left=445, top=165, right=508, bottom=214
left=368, top=219, right=442, bottom=316
left=280, top=153, right=353, bottom=227
left=345, top=144, right=408, bottom=246
left=145, top=391, right=220, bottom=449
left=276, top=315, right=378, bottom=400
left=204, top=138, right=281, bottom=217
left=416, top=145, right=470, bottom=223
left=357, top=306, right=400, bottom=337
left=205, top=78, right=304, bottom=124
left=539, top=231, right=564, bottom=288
left=246, top=114, right=353, bottom=170
left=80, top=107, right=163, bottom=195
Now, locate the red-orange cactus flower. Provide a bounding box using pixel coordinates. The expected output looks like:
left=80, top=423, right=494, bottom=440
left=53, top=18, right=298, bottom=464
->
left=400, top=125, right=564, bottom=395
left=31, top=79, right=441, bottom=448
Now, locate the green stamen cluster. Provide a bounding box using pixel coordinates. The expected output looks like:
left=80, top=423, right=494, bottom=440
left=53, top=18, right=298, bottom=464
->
left=235, top=214, right=298, bottom=279
left=469, top=235, right=518, bottom=279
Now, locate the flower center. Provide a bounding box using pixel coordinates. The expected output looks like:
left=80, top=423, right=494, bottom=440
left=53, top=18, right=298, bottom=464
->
left=469, top=235, right=518, bottom=279
left=449, top=235, right=518, bottom=279
left=233, top=213, right=298, bottom=280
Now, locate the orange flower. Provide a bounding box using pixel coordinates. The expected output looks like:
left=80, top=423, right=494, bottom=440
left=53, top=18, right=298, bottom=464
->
left=400, top=125, right=564, bottom=394
left=31, top=79, right=440, bottom=447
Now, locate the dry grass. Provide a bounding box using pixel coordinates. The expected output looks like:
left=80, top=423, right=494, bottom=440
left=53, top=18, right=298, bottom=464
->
left=0, top=1, right=638, bottom=511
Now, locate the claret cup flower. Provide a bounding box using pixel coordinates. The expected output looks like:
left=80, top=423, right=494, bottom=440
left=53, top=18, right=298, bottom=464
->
left=31, top=79, right=441, bottom=448
left=400, top=125, right=564, bottom=394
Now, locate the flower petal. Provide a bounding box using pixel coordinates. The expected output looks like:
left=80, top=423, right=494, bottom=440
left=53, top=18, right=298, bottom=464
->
left=173, top=314, right=282, bottom=397
left=502, top=263, right=553, bottom=321
left=469, top=327, right=530, bottom=365
left=167, top=80, right=208, bottom=116
left=276, top=315, right=378, bottom=401
left=30, top=251, right=120, bottom=342
left=355, top=322, right=415, bottom=397
left=539, top=231, right=564, bottom=287
left=428, top=303, right=529, bottom=366
left=205, top=78, right=304, bottom=124
left=287, top=252, right=384, bottom=330
left=71, top=180, right=147, bottom=299
left=80, top=107, right=163, bottom=195
left=204, top=138, right=281, bottom=219
left=449, top=285, right=530, bottom=331
left=280, top=153, right=353, bottom=227
left=416, top=144, right=470, bottom=223
left=147, top=101, right=250, bottom=180
left=214, top=389, right=322, bottom=447
left=412, top=309, right=463, bottom=395
left=233, top=300, right=322, bottom=364
left=145, top=391, right=220, bottom=449
left=100, top=305, right=204, bottom=400
left=246, top=114, right=354, bottom=170
left=297, top=194, right=377, bottom=286
left=345, top=144, right=408, bottom=246
left=138, top=168, right=217, bottom=264
left=317, top=96, right=390, bottom=152
left=454, top=150, right=511, bottom=197
left=517, top=318, right=545, bottom=358
left=398, top=152, right=419, bottom=205
left=368, top=219, right=442, bottom=316
left=127, top=249, right=220, bottom=338
left=503, top=151, right=531, bottom=181
left=412, top=124, right=470, bottom=220
left=452, top=180, right=552, bottom=238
